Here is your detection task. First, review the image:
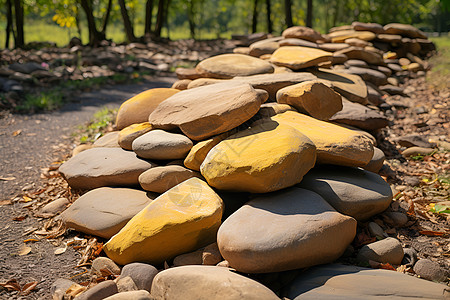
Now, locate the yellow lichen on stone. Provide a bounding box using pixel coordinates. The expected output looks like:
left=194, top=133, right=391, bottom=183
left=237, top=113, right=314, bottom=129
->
left=272, top=111, right=374, bottom=167
left=269, top=46, right=332, bottom=70
left=118, top=122, right=154, bottom=150
left=200, top=120, right=316, bottom=193
left=103, top=178, right=223, bottom=265
left=184, top=132, right=230, bottom=171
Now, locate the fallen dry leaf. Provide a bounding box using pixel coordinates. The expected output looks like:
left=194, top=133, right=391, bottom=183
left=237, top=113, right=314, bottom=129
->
left=20, top=281, right=38, bottom=296
left=0, top=177, right=16, bottom=181
left=419, top=230, right=445, bottom=237
left=0, top=200, right=13, bottom=206
left=13, top=215, right=27, bottom=221
left=18, top=245, right=31, bottom=256
left=54, top=246, right=67, bottom=255
left=12, top=129, right=22, bottom=136
left=23, top=238, right=39, bottom=243
left=0, top=279, right=21, bottom=291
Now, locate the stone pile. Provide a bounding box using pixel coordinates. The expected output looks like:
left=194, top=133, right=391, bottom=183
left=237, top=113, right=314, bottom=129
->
left=54, top=23, right=448, bottom=299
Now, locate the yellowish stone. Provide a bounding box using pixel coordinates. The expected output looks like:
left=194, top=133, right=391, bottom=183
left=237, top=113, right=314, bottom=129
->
left=200, top=120, right=316, bottom=193
left=118, top=122, right=153, bottom=150
left=115, top=88, right=180, bottom=130
left=272, top=111, right=373, bottom=167
left=184, top=132, right=231, bottom=171
left=104, top=178, right=223, bottom=265
left=269, top=46, right=333, bottom=70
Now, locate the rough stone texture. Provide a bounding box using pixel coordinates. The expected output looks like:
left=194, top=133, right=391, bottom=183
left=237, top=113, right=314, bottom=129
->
left=151, top=266, right=279, bottom=300
left=201, top=120, right=316, bottom=193
left=336, top=46, right=384, bottom=65
left=195, top=54, right=274, bottom=79
left=59, top=148, right=156, bottom=190
left=352, top=21, right=384, bottom=34
left=330, top=99, right=389, bottom=130
left=383, top=23, right=427, bottom=39
left=91, top=257, right=121, bottom=277
left=284, top=264, right=450, bottom=299
left=270, top=46, right=333, bottom=70
left=343, top=66, right=388, bottom=86
left=118, top=122, right=153, bottom=150
left=104, top=178, right=223, bottom=265
left=276, top=80, right=343, bottom=121
left=120, top=263, right=158, bottom=292
left=218, top=188, right=356, bottom=273
left=256, top=103, right=296, bottom=119
left=232, top=72, right=317, bottom=100
left=297, top=166, right=392, bottom=221
left=202, top=243, right=222, bottom=265
left=357, top=237, right=404, bottom=265
left=104, top=290, right=152, bottom=300
left=139, top=165, right=200, bottom=193
left=148, top=82, right=267, bottom=140
left=93, top=132, right=120, bottom=148
left=282, top=26, right=324, bottom=42
left=116, top=88, right=180, bottom=130
left=272, top=111, right=374, bottom=167
left=311, top=68, right=368, bottom=104
left=328, top=30, right=376, bottom=43
left=76, top=280, right=118, bottom=300
left=61, top=187, right=155, bottom=238
left=413, top=259, right=448, bottom=282
left=363, top=147, right=385, bottom=173
left=116, top=276, right=139, bottom=292
left=175, top=68, right=202, bottom=80
left=132, top=130, right=193, bottom=160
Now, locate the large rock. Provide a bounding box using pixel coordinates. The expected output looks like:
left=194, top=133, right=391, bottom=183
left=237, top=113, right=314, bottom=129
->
left=297, top=166, right=392, bottom=221
left=335, top=46, right=384, bottom=65
left=195, top=54, right=274, bottom=79
left=118, top=122, right=153, bottom=150
left=61, top=187, right=155, bottom=239
left=272, top=111, right=374, bottom=167
left=282, top=26, right=324, bottom=42
left=363, top=147, right=385, bottom=173
left=248, top=37, right=282, bottom=57
left=310, top=68, right=368, bottom=104
left=329, top=99, right=389, bottom=130
left=352, top=21, right=384, bottom=34
left=217, top=188, right=357, bottom=273
left=148, top=82, right=267, bottom=141
left=276, top=80, right=343, bottom=121
left=200, top=120, right=316, bottom=193
left=151, top=266, right=279, bottom=299
left=120, top=263, right=158, bottom=292
left=116, top=88, right=180, bottom=130
left=132, top=130, right=193, bottom=160
left=232, top=72, right=317, bottom=100
left=343, top=66, right=388, bottom=86
left=270, top=46, right=333, bottom=70
left=59, top=148, right=156, bottom=190
left=104, top=178, right=223, bottom=265
left=139, top=165, right=200, bottom=193
left=383, top=23, right=427, bottom=39
left=284, top=264, right=450, bottom=299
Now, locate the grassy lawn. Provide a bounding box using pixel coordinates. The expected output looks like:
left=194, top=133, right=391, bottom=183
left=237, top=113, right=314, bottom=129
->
left=428, top=34, right=450, bottom=89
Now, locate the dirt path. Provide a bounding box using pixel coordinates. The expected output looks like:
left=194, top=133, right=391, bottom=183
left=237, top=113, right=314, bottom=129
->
left=0, top=77, right=176, bottom=298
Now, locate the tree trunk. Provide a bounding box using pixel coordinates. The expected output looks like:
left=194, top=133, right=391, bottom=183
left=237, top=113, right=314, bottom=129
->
left=187, top=0, right=195, bottom=39
left=118, top=0, right=137, bottom=42
left=252, top=0, right=258, bottom=33
left=265, top=0, right=272, bottom=33
left=145, top=0, right=154, bottom=34
left=332, top=0, right=340, bottom=27
left=75, top=8, right=82, bottom=38
left=5, top=0, right=13, bottom=48
left=306, top=0, right=313, bottom=28
left=154, top=0, right=166, bottom=37
left=79, top=0, right=103, bottom=46
left=284, top=0, right=293, bottom=28
left=13, top=0, right=24, bottom=48
left=101, top=0, right=113, bottom=34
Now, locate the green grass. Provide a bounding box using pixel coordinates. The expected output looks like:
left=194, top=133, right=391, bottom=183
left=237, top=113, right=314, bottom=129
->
left=16, top=90, right=64, bottom=112
left=77, top=107, right=117, bottom=144
left=427, top=35, right=450, bottom=89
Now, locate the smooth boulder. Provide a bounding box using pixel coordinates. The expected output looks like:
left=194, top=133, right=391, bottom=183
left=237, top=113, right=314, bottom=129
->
left=118, top=122, right=153, bottom=150
left=104, top=178, right=223, bottom=265
left=138, top=165, right=200, bottom=193
left=132, top=130, right=193, bottom=160
left=270, top=46, right=333, bottom=70
left=201, top=120, right=316, bottom=193
left=218, top=188, right=357, bottom=273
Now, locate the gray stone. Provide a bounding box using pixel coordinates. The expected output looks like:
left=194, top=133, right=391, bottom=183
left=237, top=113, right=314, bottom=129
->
left=138, top=165, right=200, bottom=193
left=382, top=211, right=408, bottom=227
left=363, top=147, right=385, bottom=173
left=76, top=280, right=118, bottom=300
left=401, top=146, right=436, bottom=157
left=92, top=257, right=121, bottom=277
left=104, top=290, right=152, bottom=300
left=132, top=130, right=193, bottom=160
left=121, top=263, right=158, bottom=292
left=116, top=276, right=138, bottom=292
left=151, top=266, right=279, bottom=299
left=202, top=243, right=222, bottom=266
left=368, top=222, right=386, bottom=239
left=39, top=197, right=69, bottom=216
left=59, top=147, right=156, bottom=190
left=217, top=187, right=356, bottom=273
left=61, top=187, right=154, bottom=238
left=173, top=248, right=203, bottom=267
left=414, top=259, right=447, bottom=282
left=284, top=263, right=450, bottom=299
left=357, top=237, right=404, bottom=265
left=93, top=132, right=120, bottom=148
left=298, top=166, right=392, bottom=221
left=343, top=66, right=388, bottom=86
left=9, top=62, right=46, bottom=74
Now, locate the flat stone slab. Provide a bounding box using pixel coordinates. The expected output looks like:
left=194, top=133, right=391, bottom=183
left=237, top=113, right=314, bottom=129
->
left=270, top=46, right=333, bottom=70
left=59, top=147, right=156, bottom=190
left=132, top=130, right=193, bottom=160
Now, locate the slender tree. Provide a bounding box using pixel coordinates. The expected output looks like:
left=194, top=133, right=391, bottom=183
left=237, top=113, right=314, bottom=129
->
left=306, top=0, right=313, bottom=27
left=284, top=0, right=293, bottom=28
left=5, top=0, right=14, bottom=48
left=13, top=0, right=24, bottom=48
left=145, top=0, right=154, bottom=34
left=154, top=0, right=165, bottom=37
left=118, top=0, right=137, bottom=42
left=101, top=0, right=113, bottom=34
left=187, top=0, right=196, bottom=39
left=265, top=0, right=272, bottom=33
left=251, top=0, right=259, bottom=33
left=79, top=0, right=104, bottom=46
